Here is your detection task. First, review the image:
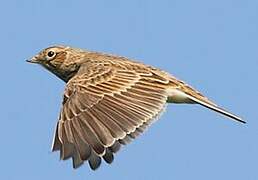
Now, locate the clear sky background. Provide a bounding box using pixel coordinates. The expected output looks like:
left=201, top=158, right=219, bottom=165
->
left=0, top=0, right=257, bottom=179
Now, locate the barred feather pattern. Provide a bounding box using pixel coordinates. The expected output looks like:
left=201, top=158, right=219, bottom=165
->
left=52, top=62, right=170, bottom=170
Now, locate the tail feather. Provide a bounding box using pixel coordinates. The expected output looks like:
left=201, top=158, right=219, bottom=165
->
left=185, top=94, right=245, bottom=124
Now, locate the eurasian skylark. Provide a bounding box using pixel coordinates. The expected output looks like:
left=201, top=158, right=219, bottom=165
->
left=27, top=45, right=245, bottom=170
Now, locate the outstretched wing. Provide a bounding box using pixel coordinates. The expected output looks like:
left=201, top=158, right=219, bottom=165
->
left=51, top=62, right=171, bottom=170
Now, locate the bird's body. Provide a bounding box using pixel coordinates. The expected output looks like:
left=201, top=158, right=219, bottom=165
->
left=28, top=45, right=244, bottom=170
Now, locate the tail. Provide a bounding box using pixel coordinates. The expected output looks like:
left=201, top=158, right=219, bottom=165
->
left=167, top=88, right=245, bottom=123
left=185, top=94, right=245, bottom=124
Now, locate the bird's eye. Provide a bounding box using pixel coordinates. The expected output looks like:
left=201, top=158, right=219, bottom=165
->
left=47, top=51, right=56, bottom=58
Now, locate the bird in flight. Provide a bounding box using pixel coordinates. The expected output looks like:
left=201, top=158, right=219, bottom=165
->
left=27, top=45, right=245, bottom=170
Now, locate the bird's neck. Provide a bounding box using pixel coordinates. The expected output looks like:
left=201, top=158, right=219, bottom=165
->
left=43, top=63, right=80, bottom=83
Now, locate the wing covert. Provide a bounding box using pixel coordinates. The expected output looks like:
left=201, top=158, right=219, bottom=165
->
left=52, top=62, right=170, bottom=170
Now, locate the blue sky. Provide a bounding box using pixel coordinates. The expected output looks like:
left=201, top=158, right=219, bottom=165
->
left=1, top=0, right=257, bottom=179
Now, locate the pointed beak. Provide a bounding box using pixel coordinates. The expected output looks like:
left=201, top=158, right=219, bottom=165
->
left=26, top=56, right=39, bottom=64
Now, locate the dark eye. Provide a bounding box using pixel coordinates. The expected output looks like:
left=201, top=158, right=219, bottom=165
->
left=47, top=51, right=56, bottom=58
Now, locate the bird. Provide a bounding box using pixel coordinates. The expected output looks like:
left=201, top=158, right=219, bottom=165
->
left=27, top=45, right=245, bottom=170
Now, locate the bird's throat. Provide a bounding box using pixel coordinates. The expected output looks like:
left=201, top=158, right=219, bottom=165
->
left=43, top=62, right=80, bottom=82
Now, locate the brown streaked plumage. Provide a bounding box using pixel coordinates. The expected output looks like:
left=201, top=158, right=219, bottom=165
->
left=27, top=45, right=245, bottom=170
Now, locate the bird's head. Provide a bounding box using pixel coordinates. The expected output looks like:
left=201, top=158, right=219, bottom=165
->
left=27, top=45, right=85, bottom=82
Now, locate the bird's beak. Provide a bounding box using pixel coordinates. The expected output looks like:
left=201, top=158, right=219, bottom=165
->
left=26, top=56, right=39, bottom=63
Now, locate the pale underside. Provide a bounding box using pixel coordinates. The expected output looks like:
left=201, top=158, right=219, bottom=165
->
left=51, top=57, right=224, bottom=170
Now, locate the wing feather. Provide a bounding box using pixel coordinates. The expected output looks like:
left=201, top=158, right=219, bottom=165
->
left=88, top=151, right=102, bottom=170
left=108, top=141, right=121, bottom=153
left=59, top=122, right=74, bottom=160
left=52, top=62, right=169, bottom=169
left=76, top=114, right=106, bottom=155
left=97, top=99, right=136, bottom=132
left=103, top=149, right=114, bottom=164
left=90, top=106, right=127, bottom=139
left=72, top=150, right=84, bottom=169
left=70, top=121, right=91, bottom=160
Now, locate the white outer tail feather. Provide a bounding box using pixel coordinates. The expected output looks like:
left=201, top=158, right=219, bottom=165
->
left=167, top=89, right=245, bottom=123
left=185, top=93, right=245, bottom=123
